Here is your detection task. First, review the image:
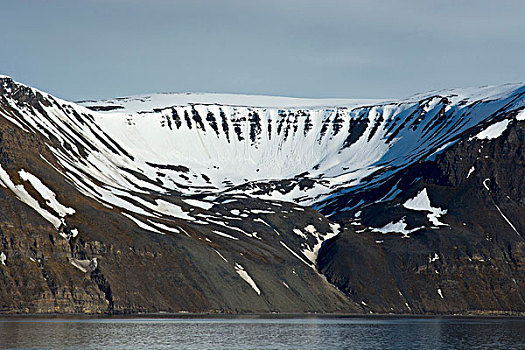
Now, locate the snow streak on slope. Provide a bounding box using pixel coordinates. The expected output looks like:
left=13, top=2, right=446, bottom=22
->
left=403, top=188, right=448, bottom=227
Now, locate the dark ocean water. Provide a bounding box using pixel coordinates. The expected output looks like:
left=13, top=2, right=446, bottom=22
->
left=0, top=317, right=524, bottom=349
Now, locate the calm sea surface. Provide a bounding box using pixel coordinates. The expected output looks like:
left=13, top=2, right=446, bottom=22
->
left=0, top=317, right=524, bottom=349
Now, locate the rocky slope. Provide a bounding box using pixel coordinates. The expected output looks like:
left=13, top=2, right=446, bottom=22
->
left=0, top=75, right=523, bottom=314
left=319, top=113, right=525, bottom=314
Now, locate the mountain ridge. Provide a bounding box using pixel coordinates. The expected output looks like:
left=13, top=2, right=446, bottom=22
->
left=0, top=75, right=523, bottom=315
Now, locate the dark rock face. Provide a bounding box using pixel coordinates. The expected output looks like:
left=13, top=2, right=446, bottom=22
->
left=318, top=118, right=525, bottom=315
left=0, top=152, right=356, bottom=314
left=0, top=134, right=355, bottom=314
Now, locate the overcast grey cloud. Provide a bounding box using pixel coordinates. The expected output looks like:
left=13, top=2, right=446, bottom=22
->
left=1, top=0, right=524, bottom=100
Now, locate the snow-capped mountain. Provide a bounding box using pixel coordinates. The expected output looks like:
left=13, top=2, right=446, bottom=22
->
left=0, top=76, right=524, bottom=315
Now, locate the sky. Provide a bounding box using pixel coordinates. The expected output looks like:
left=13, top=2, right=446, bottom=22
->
left=1, top=0, right=524, bottom=101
